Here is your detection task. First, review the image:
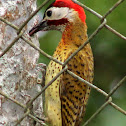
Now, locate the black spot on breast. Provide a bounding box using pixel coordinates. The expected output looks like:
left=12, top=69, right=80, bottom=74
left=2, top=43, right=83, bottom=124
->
left=67, top=82, right=70, bottom=84
left=80, top=93, right=82, bottom=95
left=83, top=89, right=85, bottom=92
left=52, top=69, right=54, bottom=74
left=69, top=85, right=74, bottom=88
left=76, top=90, right=79, bottom=93
left=74, top=64, right=77, bottom=68
left=69, top=91, right=72, bottom=94
left=69, top=68, right=72, bottom=71
left=75, top=96, right=78, bottom=100
left=76, top=71, right=80, bottom=74
left=81, top=64, right=85, bottom=67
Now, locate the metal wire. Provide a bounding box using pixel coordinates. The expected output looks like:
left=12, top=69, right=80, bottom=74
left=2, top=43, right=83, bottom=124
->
left=0, top=0, right=126, bottom=125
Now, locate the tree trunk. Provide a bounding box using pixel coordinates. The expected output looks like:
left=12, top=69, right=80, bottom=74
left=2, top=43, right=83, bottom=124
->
left=0, top=0, right=44, bottom=125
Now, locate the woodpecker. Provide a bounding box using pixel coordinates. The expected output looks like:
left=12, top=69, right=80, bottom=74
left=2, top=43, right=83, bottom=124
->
left=29, top=0, right=94, bottom=126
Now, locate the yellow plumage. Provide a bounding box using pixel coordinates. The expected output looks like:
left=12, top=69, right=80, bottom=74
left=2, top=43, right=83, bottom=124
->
left=45, top=17, right=93, bottom=126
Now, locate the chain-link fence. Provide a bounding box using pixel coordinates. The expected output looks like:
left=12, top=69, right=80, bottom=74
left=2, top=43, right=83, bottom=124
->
left=0, top=0, right=126, bottom=125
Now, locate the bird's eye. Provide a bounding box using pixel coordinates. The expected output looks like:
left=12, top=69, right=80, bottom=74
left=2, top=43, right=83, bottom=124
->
left=47, top=10, right=52, bottom=17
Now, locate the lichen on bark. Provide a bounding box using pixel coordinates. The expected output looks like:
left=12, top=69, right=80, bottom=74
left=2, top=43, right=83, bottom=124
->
left=0, top=0, right=44, bottom=125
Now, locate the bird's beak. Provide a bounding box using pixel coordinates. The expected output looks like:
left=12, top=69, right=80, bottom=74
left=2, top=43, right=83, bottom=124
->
left=29, top=20, right=47, bottom=36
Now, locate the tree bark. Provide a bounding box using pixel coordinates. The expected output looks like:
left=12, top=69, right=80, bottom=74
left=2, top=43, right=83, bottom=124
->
left=0, top=0, right=43, bottom=125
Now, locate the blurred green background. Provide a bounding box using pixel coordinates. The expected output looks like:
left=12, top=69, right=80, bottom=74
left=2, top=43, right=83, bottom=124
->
left=37, top=0, right=126, bottom=125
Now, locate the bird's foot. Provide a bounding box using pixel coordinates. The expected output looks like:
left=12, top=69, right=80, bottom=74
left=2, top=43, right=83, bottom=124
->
left=36, top=63, right=46, bottom=85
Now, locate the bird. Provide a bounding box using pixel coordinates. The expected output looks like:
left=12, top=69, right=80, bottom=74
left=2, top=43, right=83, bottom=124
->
left=29, top=0, right=94, bottom=126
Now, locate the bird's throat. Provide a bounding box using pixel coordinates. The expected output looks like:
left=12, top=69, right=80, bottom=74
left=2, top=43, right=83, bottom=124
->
left=62, top=21, right=88, bottom=46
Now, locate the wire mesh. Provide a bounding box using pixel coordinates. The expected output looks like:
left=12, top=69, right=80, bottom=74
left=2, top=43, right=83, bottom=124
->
left=0, top=0, right=126, bottom=125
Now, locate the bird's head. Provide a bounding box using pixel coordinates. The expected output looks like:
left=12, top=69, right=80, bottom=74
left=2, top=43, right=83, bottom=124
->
left=29, top=0, right=86, bottom=36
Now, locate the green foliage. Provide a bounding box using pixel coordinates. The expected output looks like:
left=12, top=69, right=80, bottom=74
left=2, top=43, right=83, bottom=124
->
left=37, top=0, right=126, bottom=125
